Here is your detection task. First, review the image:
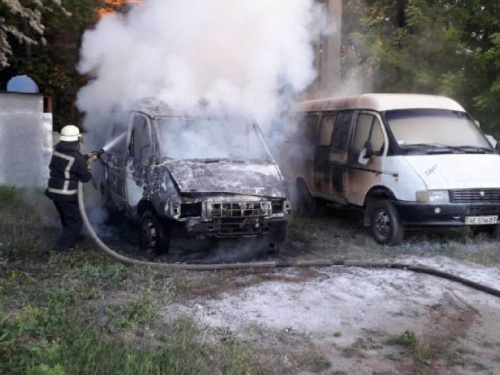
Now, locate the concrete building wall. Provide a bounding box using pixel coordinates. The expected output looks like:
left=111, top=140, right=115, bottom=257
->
left=0, top=93, right=53, bottom=188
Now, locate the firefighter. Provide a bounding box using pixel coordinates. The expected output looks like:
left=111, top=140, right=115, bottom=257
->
left=46, top=125, right=94, bottom=252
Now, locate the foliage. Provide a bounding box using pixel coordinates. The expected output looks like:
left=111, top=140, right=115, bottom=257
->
left=0, top=0, right=67, bottom=68
left=5, top=0, right=107, bottom=130
left=342, top=0, right=500, bottom=135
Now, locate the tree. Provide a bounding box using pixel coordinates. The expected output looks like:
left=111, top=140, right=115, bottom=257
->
left=343, top=0, right=465, bottom=94
left=0, top=0, right=68, bottom=68
left=1, top=1, right=109, bottom=129
left=342, top=0, right=500, bottom=135
left=1, top=0, right=141, bottom=130
left=453, top=0, right=500, bottom=135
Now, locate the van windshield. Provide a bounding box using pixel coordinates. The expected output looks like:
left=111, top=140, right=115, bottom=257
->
left=155, top=116, right=272, bottom=161
left=385, top=109, right=494, bottom=154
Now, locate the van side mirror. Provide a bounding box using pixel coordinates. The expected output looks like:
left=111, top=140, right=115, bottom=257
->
left=485, top=134, right=497, bottom=149
left=357, top=140, right=373, bottom=165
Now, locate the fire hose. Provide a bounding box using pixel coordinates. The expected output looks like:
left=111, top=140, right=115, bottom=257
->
left=78, top=182, right=500, bottom=298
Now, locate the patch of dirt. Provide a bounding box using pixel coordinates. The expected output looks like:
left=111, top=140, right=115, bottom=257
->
left=159, top=257, right=500, bottom=374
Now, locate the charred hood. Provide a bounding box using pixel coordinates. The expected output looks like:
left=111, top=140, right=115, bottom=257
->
left=160, top=159, right=287, bottom=198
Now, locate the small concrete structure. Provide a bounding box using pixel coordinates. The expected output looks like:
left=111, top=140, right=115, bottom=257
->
left=0, top=92, right=53, bottom=188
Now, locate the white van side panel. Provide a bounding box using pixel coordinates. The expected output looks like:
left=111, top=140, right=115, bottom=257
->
left=346, top=156, right=428, bottom=206
left=384, top=156, right=429, bottom=201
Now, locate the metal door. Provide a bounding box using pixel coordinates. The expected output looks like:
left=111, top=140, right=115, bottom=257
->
left=346, top=111, right=388, bottom=206
left=125, top=113, right=152, bottom=217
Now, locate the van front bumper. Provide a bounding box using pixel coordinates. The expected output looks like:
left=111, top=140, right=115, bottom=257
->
left=393, top=201, right=500, bottom=226
left=183, top=216, right=288, bottom=239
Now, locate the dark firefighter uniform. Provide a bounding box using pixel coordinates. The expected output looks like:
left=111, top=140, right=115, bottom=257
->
left=46, top=141, right=92, bottom=252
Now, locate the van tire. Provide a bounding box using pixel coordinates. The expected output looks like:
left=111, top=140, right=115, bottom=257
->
left=369, top=199, right=404, bottom=245
left=140, top=211, right=170, bottom=255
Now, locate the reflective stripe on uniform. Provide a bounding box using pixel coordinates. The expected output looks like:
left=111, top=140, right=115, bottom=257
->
left=53, top=151, right=76, bottom=194
left=47, top=188, right=77, bottom=195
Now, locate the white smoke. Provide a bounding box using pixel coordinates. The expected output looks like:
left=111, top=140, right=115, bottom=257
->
left=77, top=0, right=330, bottom=132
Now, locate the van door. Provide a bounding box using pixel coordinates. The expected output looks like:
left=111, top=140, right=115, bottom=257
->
left=314, top=111, right=354, bottom=202
left=314, top=112, right=336, bottom=195
left=104, top=112, right=130, bottom=212
left=346, top=112, right=387, bottom=206
left=125, top=113, right=152, bottom=217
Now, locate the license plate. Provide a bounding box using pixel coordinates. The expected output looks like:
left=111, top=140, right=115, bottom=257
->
left=465, top=215, right=498, bottom=225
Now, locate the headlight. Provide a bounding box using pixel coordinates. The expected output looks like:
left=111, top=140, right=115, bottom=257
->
left=260, top=201, right=272, bottom=215
left=416, top=190, right=449, bottom=203
left=165, top=203, right=181, bottom=219
left=271, top=200, right=291, bottom=215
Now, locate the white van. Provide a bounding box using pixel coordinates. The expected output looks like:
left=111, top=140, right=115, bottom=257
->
left=282, top=93, right=500, bottom=245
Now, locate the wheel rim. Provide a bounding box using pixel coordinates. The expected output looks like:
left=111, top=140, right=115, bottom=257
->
left=374, top=209, right=391, bottom=240
left=141, top=218, right=157, bottom=251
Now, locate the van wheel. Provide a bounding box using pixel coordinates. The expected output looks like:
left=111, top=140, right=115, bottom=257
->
left=369, top=199, right=404, bottom=245
left=140, top=211, right=170, bottom=255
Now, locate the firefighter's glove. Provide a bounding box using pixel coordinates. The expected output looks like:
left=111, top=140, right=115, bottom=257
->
left=85, top=152, right=96, bottom=170
left=86, top=152, right=98, bottom=163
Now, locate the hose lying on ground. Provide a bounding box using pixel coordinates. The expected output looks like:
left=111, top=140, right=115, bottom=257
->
left=78, top=182, right=500, bottom=298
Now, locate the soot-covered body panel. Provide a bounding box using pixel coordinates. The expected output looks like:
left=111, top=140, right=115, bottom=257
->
left=99, top=98, right=291, bottom=253
left=160, top=159, right=287, bottom=197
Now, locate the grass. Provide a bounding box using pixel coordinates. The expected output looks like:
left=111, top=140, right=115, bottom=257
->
left=386, top=330, right=419, bottom=348
left=295, top=352, right=331, bottom=373
left=2, top=185, right=500, bottom=374
left=0, top=186, right=264, bottom=375
left=341, top=335, right=382, bottom=358
left=0, top=248, right=263, bottom=374
left=287, top=208, right=500, bottom=266
left=387, top=330, right=445, bottom=363
left=386, top=331, right=491, bottom=372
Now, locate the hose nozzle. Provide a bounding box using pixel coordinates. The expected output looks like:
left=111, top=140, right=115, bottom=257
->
left=87, top=149, right=105, bottom=163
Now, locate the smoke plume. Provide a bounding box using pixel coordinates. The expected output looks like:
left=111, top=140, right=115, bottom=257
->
left=77, top=0, right=330, bottom=132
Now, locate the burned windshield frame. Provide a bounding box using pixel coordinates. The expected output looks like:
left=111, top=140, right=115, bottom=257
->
left=383, top=109, right=493, bottom=155
left=154, top=116, right=273, bottom=162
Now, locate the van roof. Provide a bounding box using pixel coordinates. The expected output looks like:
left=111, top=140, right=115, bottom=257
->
left=297, top=93, right=466, bottom=113
left=132, top=97, right=175, bottom=117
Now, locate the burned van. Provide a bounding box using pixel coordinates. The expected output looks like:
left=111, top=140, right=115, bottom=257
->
left=282, top=94, right=500, bottom=246
left=99, top=98, right=290, bottom=254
